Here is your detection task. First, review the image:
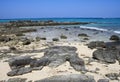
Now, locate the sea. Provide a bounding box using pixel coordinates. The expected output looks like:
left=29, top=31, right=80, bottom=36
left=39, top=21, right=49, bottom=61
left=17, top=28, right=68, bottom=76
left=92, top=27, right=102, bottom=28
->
left=0, top=18, right=120, bottom=34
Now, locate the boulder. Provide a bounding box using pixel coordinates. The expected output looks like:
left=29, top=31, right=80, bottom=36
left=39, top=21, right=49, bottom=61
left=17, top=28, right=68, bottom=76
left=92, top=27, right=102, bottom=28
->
left=69, top=55, right=86, bottom=71
left=35, top=74, right=95, bottom=82
left=22, top=39, right=31, bottom=45
left=88, top=41, right=106, bottom=49
left=40, top=46, right=85, bottom=71
left=8, top=56, right=34, bottom=69
left=93, top=48, right=117, bottom=63
left=110, top=35, right=120, bottom=41
left=78, top=33, right=89, bottom=37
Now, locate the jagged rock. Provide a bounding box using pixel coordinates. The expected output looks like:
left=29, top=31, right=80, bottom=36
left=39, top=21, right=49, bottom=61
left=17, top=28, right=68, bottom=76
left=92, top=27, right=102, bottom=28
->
left=98, top=79, right=109, bottom=82
left=105, top=73, right=120, bottom=80
left=88, top=41, right=106, bottom=49
left=110, top=35, right=120, bottom=41
left=30, top=46, right=85, bottom=71
left=35, top=74, right=95, bottom=82
left=8, top=56, right=34, bottom=70
left=7, top=67, right=32, bottom=76
left=7, top=78, right=27, bottom=82
left=7, top=46, right=86, bottom=76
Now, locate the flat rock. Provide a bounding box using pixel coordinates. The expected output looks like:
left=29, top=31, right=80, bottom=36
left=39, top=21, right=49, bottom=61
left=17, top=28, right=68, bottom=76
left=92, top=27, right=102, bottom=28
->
left=35, top=74, right=95, bottom=82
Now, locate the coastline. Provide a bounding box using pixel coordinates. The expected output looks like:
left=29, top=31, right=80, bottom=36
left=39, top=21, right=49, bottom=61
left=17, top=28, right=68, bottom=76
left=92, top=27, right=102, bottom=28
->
left=0, top=20, right=120, bottom=82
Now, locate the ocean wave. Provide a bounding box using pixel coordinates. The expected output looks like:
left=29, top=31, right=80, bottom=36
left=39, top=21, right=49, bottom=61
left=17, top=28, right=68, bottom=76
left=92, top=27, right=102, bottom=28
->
left=80, top=26, right=108, bottom=31
left=114, top=31, right=120, bottom=34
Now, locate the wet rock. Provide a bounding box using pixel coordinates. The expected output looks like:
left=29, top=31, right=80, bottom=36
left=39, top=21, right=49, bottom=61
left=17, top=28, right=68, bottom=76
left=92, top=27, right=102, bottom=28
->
left=7, top=78, right=27, bottom=82
left=35, top=74, right=95, bottom=82
left=88, top=41, right=106, bottom=49
left=7, top=67, right=32, bottom=76
left=105, top=73, right=120, bottom=80
left=98, top=79, right=109, bottom=82
left=78, top=33, right=89, bottom=37
left=110, top=35, right=120, bottom=41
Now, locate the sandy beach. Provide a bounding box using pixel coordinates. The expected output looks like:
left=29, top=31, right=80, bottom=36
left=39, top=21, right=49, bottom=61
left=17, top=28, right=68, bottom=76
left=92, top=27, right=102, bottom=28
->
left=0, top=25, right=120, bottom=82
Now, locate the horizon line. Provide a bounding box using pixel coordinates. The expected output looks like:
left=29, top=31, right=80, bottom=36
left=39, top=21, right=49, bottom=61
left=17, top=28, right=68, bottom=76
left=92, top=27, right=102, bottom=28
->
left=0, top=17, right=120, bottom=20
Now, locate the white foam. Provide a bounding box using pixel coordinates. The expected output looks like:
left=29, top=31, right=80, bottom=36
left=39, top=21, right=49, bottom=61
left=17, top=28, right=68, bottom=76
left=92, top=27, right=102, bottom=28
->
left=114, top=31, right=120, bottom=34
left=80, top=26, right=108, bottom=31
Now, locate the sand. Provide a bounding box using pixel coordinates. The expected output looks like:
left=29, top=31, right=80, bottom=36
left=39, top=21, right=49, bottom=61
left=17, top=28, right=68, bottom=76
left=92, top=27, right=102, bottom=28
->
left=0, top=41, right=120, bottom=82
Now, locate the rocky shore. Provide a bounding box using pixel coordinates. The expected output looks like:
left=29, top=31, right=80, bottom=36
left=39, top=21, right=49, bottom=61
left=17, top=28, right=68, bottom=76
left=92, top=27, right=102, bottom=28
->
left=0, top=20, right=120, bottom=82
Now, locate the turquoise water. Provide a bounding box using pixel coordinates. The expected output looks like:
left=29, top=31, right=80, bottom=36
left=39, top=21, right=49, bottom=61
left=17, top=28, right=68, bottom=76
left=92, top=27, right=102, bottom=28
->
left=0, top=18, right=120, bottom=33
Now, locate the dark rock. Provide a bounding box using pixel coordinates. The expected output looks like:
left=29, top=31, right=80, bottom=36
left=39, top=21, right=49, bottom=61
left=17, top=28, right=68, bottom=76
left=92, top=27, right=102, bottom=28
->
left=9, top=47, right=16, bottom=51
left=105, top=73, right=120, bottom=80
left=22, top=39, right=31, bottom=45
left=98, top=79, right=109, bottom=82
left=7, top=78, right=27, bottom=82
left=83, top=38, right=89, bottom=40
left=35, top=74, right=95, bottom=82
left=69, top=55, right=86, bottom=71
left=7, top=67, right=32, bottom=76
left=52, top=38, right=59, bottom=41
left=30, top=57, right=50, bottom=67
left=15, top=33, right=25, bottom=36
left=110, top=35, right=120, bottom=41
left=93, top=48, right=117, bottom=63
left=36, top=37, right=41, bottom=41
left=0, top=36, right=12, bottom=42
left=78, top=33, right=89, bottom=37
left=8, top=56, right=33, bottom=69
left=40, top=37, right=46, bottom=40
left=42, top=46, right=86, bottom=71
left=60, top=35, right=67, bottom=39
left=88, top=41, right=106, bottom=49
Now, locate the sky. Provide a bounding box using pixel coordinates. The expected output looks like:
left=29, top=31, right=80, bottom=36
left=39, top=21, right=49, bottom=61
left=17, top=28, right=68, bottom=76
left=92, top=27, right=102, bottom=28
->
left=0, top=0, right=120, bottom=19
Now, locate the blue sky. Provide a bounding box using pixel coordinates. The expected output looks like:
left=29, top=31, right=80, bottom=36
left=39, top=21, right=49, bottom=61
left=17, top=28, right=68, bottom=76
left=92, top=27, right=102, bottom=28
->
left=0, top=0, right=120, bottom=19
